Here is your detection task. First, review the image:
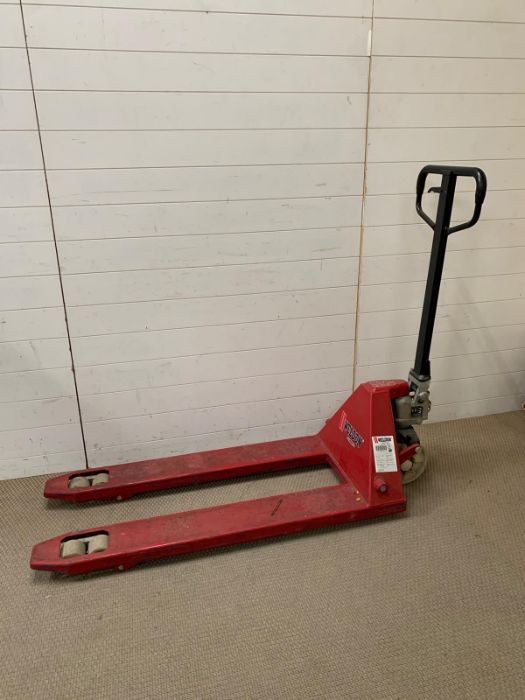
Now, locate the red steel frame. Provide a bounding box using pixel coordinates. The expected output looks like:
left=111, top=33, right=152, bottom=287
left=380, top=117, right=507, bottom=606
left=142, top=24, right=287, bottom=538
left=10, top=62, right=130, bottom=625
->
left=31, top=380, right=412, bottom=575
left=30, top=165, right=488, bottom=576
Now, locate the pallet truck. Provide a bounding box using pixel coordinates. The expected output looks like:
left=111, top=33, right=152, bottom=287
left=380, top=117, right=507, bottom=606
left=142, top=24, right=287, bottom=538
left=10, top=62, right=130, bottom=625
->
left=30, top=164, right=487, bottom=575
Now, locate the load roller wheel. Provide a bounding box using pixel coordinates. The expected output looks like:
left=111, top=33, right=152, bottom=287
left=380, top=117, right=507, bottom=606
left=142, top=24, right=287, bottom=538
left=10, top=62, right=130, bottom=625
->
left=91, top=473, right=109, bottom=486
left=61, top=539, right=87, bottom=558
left=87, top=534, right=109, bottom=554
left=69, top=476, right=90, bottom=489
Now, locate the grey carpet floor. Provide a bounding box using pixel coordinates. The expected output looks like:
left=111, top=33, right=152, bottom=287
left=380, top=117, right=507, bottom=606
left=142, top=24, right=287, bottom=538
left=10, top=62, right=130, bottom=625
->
left=1, top=411, right=524, bottom=700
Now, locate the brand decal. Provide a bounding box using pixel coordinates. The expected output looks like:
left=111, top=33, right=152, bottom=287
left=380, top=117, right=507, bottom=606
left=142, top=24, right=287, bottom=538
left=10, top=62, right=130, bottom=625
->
left=338, top=411, right=364, bottom=448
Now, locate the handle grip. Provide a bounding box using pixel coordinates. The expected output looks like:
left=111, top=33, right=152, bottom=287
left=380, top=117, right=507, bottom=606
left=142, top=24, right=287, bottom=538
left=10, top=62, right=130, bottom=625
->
left=416, top=164, right=487, bottom=234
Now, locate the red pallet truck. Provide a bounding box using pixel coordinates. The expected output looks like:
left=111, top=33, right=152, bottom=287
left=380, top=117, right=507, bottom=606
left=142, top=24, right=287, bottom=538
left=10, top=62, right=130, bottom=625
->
left=31, top=164, right=487, bottom=575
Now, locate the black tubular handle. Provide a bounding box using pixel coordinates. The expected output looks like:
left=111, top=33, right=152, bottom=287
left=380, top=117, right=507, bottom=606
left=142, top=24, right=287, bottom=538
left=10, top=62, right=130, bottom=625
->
left=411, top=164, right=487, bottom=381
left=416, top=164, right=487, bottom=233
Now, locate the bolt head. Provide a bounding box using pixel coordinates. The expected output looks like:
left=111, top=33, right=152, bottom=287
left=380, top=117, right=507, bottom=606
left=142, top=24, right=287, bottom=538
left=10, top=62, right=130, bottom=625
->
left=374, top=477, right=388, bottom=494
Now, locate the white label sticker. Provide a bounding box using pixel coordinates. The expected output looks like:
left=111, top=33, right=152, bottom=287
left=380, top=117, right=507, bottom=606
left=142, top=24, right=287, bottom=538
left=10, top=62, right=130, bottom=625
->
left=372, top=436, right=398, bottom=473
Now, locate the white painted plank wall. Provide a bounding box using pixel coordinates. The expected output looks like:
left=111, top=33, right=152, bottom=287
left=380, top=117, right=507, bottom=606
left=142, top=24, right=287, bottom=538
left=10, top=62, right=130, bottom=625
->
left=0, top=2, right=85, bottom=478
left=2, top=0, right=523, bottom=478
left=356, top=1, right=525, bottom=420
left=23, top=0, right=370, bottom=467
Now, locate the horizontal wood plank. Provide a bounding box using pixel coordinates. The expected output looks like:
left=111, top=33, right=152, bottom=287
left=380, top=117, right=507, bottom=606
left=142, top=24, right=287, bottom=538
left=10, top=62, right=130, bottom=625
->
left=0, top=276, right=63, bottom=311
left=66, top=285, right=358, bottom=334
left=53, top=196, right=360, bottom=241
left=357, top=324, right=525, bottom=366
left=0, top=396, right=78, bottom=431
left=0, top=367, right=77, bottom=402
left=368, top=127, right=525, bottom=164
left=0, top=450, right=85, bottom=479
left=0, top=422, right=84, bottom=460
left=374, top=0, right=525, bottom=23
left=0, top=49, right=31, bottom=89
left=42, top=129, right=366, bottom=170
left=363, top=220, right=525, bottom=256
left=48, top=164, right=364, bottom=207
left=85, top=419, right=324, bottom=467
left=372, top=56, right=525, bottom=93
left=0, top=207, right=53, bottom=243
left=364, top=190, right=525, bottom=226
left=71, top=314, right=355, bottom=366
left=0, top=307, right=67, bottom=342
left=0, top=4, right=24, bottom=47
left=76, top=340, right=354, bottom=394
left=25, top=6, right=370, bottom=55
left=429, top=395, right=524, bottom=422
left=374, top=18, right=525, bottom=59
left=359, top=273, right=525, bottom=313
left=37, top=91, right=368, bottom=131
left=0, top=91, right=37, bottom=130
left=361, top=248, right=525, bottom=285
left=356, top=348, right=525, bottom=384
left=358, top=299, right=525, bottom=340
left=0, top=132, right=43, bottom=170
left=0, top=172, right=47, bottom=208
left=29, top=50, right=369, bottom=92
left=26, top=1, right=373, bottom=16
left=81, top=365, right=353, bottom=422
left=84, top=391, right=347, bottom=448
left=370, top=94, right=525, bottom=129
left=0, top=338, right=72, bottom=372
left=366, top=160, right=525, bottom=195
left=64, top=261, right=358, bottom=308
left=59, top=228, right=360, bottom=273
left=0, top=242, right=59, bottom=277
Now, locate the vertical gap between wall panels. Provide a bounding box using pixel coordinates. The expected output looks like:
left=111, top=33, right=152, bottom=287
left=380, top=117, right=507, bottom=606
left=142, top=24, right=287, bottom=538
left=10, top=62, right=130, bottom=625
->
left=352, top=0, right=375, bottom=390
left=19, top=1, right=89, bottom=468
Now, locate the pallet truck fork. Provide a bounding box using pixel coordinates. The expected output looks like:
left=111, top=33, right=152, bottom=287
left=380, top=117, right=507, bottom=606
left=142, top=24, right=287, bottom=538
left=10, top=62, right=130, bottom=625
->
left=31, top=164, right=487, bottom=575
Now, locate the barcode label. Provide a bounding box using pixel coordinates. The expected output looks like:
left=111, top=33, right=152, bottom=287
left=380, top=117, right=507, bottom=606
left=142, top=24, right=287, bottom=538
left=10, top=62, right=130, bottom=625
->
left=372, top=436, right=397, bottom=473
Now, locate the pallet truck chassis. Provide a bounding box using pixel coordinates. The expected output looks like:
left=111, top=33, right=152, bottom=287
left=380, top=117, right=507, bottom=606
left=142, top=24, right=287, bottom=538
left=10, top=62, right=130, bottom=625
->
left=31, top=164, right=487, bottom=575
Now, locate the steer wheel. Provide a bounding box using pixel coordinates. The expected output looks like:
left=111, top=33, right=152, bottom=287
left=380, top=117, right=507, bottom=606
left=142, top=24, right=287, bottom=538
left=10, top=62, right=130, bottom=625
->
left=400, top=445, right=427, bottom=484
left=397, top=427, right=428, bottom=484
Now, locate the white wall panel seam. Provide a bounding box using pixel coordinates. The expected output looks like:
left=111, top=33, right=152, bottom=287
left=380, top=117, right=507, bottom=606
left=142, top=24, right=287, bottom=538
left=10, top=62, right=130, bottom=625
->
left=14, top=0, right=88, bottom=470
